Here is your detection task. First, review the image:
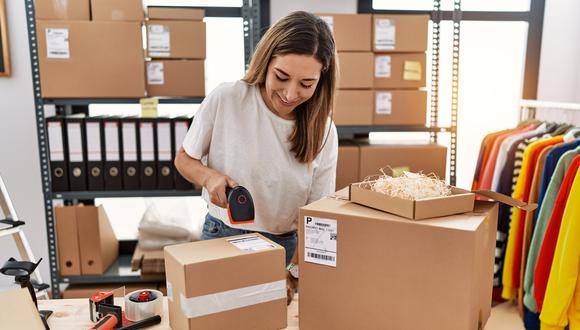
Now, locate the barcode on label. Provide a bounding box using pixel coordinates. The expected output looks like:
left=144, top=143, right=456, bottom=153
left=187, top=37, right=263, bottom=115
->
left=307, top=252, right=335, bottom=262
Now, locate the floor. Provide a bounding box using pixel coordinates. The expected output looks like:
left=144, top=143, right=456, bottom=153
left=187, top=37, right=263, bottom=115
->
left=485, top=301, right=526, bottom=330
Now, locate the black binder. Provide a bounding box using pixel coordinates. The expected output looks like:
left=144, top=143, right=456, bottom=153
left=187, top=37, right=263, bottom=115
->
left=103, top=117, right=123, bottom=190
left=121, top=117, right=140, bottom=190
left=172, top=116, right=194, bottom=190
left=85, top=116, right=105, bottom=190
left=65, top=114, right=87, bottom=191
left=156, top=117, right=175, bottom=189
left=138, top=118, right=157, bottom=190
left=46, top=116, right=69, bottom=192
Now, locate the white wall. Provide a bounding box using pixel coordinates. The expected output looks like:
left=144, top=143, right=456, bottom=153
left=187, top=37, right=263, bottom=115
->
left=0, top=1, right=49, bottom=286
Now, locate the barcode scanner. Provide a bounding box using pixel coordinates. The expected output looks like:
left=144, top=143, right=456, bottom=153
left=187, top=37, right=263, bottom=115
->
left=225, top=186, right=255, bottom=225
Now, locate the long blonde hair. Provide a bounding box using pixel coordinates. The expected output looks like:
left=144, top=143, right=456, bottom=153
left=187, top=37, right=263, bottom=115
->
left=243, top=11, right=337, bottom=164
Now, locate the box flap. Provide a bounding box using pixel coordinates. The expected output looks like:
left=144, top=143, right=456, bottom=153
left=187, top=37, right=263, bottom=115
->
left=474, top=190, right=537, bottom=211
left=0, top=288, right=45, bottom=329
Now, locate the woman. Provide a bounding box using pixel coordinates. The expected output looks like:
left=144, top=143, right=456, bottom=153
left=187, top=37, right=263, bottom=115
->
left=175, top=11, right=338, bottom=302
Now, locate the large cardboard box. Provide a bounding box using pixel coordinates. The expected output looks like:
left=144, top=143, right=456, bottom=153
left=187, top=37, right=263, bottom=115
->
left=337, top=141, right=360, bottom=190
left=299, top=198, right=499, bottom=330
left=55, top=205, right=81, bottom=276
left=373, top=90, right=427, bottom=126
left=76, top=205, right=119, bottom=275
left=35, top=0, right=90, bottom=20
left=316, top=14, right=371, bottom=51
left=146, top=21, right=206, bottom=59
left=359, top=142, right=447, bottom=180
left=36, top=21, right=146, bottom=98
left=164, top=234, right=287, bottom=330
left=337, top=52, right=373, bottom=89
left=146, top=60, right=205, bottom=97
left=374, top=53, right=426, bottom=89
left=148, top=7, right=205, bottom=20
left=373, top=14, right=429, bottom=52
left=91, top=0, right=145, bottom=21
left=333, top=90, right=373, bottom=125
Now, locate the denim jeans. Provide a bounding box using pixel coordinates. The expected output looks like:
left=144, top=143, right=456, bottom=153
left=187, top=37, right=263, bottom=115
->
left=201, top=213, right=297, bottom=266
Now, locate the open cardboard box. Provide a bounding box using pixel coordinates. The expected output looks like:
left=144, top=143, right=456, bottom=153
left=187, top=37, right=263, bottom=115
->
left=349, top=181, right=536, bottom=220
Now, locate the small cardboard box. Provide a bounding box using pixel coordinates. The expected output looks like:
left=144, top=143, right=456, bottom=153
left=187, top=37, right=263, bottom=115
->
left=148, top=7, right=205, bottom=20
left=374, top=53, right=426, bottom=89
left=333, top=90, right=373, bottom=125
left=146, top=20, right=206, bottom=59
left=91, top=0, right=145, bottom=21
left=164, top=234, right=287, bottom=330
left=146, top=60, right=205, bottom=97
left=316, top=13, right=371, bottom=51
left=55, top=205, right=81, bottom=276
left=337, top=141, right=360, bottom=190
left=35, top=0, right=90, bottom=20
left=131, top=244, right=165, bottom=274
left=337, top=52, right=374, bottom=89
left=76, top=205, right=119, bottom=275
left=372, top=14, right=429, bottom=52
left=373, top=90, right=427, bottom=126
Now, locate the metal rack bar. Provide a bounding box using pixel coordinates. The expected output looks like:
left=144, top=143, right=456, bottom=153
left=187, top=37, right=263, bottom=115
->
left=449, top=0, right=462, bottom=186
left=430, top=0, right=442, bottom=144
left=52, top=189, right=202, bottom=200
left=519, top=99, right=580, bottom=123
left=337, top=126, right=453, bottom=135
left=43, top=97, right=205, bottom=106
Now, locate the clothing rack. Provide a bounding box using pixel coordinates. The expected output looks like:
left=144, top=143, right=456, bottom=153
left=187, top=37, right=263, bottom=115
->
left=519, top=99, right=580, bottom=124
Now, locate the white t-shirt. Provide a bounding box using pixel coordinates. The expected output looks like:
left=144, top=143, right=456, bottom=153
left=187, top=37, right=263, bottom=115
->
left=182, top=80, right=338, bottom=234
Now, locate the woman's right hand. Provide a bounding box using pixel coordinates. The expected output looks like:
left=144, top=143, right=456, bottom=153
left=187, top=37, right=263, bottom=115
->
left=204, top=172, right=238, bottom=208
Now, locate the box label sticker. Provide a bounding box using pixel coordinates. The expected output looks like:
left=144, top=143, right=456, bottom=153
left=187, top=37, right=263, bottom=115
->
left=167, top=281, right=173, bottom=302
left=376, top=92, right=392, bottom=115
left=374, top=18, right=396, bottom=50
left=148, top=25, right=171, bottom=57
left=304, top=216, right=337, bottom=267
left=45, top=28, right=70, bottom=59
left=403, top=61, right=422, bottom=81
left=319, top=15, right=334, bottom=32
left=375, top=55, right=391, bottom=78
left=229, top=236, right=275, bottom=251
left=147, top=62, right=165, bottom=85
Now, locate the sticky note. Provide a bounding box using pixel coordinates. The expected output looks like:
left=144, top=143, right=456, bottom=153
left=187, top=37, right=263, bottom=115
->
left=403, top=61, right=422, bottom=81
left=140, top=98, right=159, bottom=118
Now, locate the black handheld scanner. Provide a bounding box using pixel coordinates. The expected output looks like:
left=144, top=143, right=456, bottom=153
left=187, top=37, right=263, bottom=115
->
left=225, top=186, right=255, bottom=225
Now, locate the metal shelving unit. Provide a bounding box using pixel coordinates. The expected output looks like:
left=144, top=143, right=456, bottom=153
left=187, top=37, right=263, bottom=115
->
left=25, top=0, right=261, bottom=298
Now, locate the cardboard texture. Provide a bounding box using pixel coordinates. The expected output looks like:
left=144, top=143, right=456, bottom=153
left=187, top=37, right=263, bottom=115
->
left=146, top=20, right=206, bottom=59
left=91, top=0, right=145, bottom=21
left=333, top=90, right=373, bottom=125
left=36, top=21, right=146, bottom=98
left=76, top=205, right=119, bottom=275
left=337, top=141, right=360, bottom=190
left=298, top=198, right=499, bottom=330
left=35, top=0, right=90, bottom=20
left=316, top=13, right=371, bottom=51
left=372, top=14, right=429, bottom=52
left=164, top=234, right=287, bottom=330
left=337, top=52, right=374, bottom=89
left=0, top=288, right=46, bottom=330
left=131, top=244, right=165, bottom=274
left=373, top=90, right=427, bottom=126
left=146, top=60, right=205, bottom=97
left=359, top=142, right=447, bottom=180
left=373, top=53, right=426, bottom=89
left=63, top=283, right=164, bottom=299
left=148, top=7, right=205, bottom=20
left=55, top=205, right=81, bottom=276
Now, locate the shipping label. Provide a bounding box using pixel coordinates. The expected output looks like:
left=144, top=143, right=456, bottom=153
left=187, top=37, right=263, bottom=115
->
left=374, top=18, right=396, bottom=50
left=229, top=236, right=276, bottom=251
left=375, top=55, right=391, bottom=78
left=147, top=62, right=165, bottom=85
left=148, top=25, right=171, bottom=57
left=46, top=28, right=70, bottom=59
left=376, top=92, right=393, bottom=115
left=304, top=216, right=337, bottom=267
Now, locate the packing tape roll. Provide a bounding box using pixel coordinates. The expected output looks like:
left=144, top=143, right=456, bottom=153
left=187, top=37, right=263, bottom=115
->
left=124, top=289, right=163, bottom=322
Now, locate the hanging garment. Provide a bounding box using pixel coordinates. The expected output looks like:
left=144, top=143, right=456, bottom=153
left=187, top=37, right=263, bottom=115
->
left=472, top=129, right=512, bottom=190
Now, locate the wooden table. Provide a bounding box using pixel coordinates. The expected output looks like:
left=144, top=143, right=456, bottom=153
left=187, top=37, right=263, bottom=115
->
left=38, top=295, right=299, bottom=329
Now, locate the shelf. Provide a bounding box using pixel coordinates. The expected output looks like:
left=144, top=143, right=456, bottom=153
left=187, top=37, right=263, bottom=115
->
left=42, top=97, right=205, bottom=106
left=336, top=125, right=454, bottom=135
left=59, top=255, right=164, bottom=285
left=51, top=189, right=202, bottom=199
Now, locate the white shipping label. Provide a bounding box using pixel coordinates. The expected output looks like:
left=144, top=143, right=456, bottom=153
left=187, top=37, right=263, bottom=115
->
left=45, top=28, right=70, bottom=59
left=47, top=122, right=65, bottom=161
left=147, top=62, right=165, bottom=85
left=148, top=25, right=171, bottom=57
left=375, top=56, right=391, bottom=78
left=167, top=281, right=173, bottom=302
left=157, top=123, right=172, bottom=161
left=376, top=92, right=393, bottom=115
left=67, top=123, right=83, bottom=162
left=174, top=122, right=189, bottom=148
left=229, top=236, right=275, bottom=252
left=140, top=123, right=155, bottom=162
left=122, top=123, right=137, bottom=161
left=374, top=19, right=396, bottom=50
left=104, top=122, right=120, bottom=161
left=304, top=216, right=337, bottom=267
left=319, top=15, right=334, bottom=32
left=86, top=122, right=102, bottom=161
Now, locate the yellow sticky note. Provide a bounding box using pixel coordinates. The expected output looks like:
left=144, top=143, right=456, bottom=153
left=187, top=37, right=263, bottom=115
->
left=392, top=166, right=410, bottom=177
left=403, top=61, right=422, bottom=81
left=140, top=98, right=159, bottom=118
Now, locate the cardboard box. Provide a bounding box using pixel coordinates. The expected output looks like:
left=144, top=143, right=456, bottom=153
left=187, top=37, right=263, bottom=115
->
left=337, top=141, right=360, bottom=190
left=55, top=205, right=81, bottom=276
left=35, top=0, right=90, bottom=20
left=374, top=53, right=426, bottom=89
left=373, top=90, right=427, bottom=126
left=76, top=205, right=119, bottom=275
left=333, top=90, right=373, bottom=125
left=63, top=283, right=164, bottom=299
left=0, top=288, right=46, bottom=329
left=148, top=7, right=205, bottom=20
left=164, top=234, right=287, bottom=330
left=131, top=244, right=165, bottom=274
left=359, top=142, right=447, bottom=180
left=146, top=21, right=206, bottom=59
left=316, top=14, right=371, bottom=51
left=299, top=197, right=499, bottom=330
left=337, top=52, right=374, bottom=89
left=36, top=21, right=146, bottom=98
left=373, top=14, right=429, bottom=52
left=146, top=60, right=205, bottom=97
left=91, top=0, right=144, bottom=21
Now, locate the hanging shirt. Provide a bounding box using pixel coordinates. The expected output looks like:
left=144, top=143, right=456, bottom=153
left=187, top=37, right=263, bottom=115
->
left=472, top=129, right=511, bottom=190
left=539, top=165, right=580, bottom=330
